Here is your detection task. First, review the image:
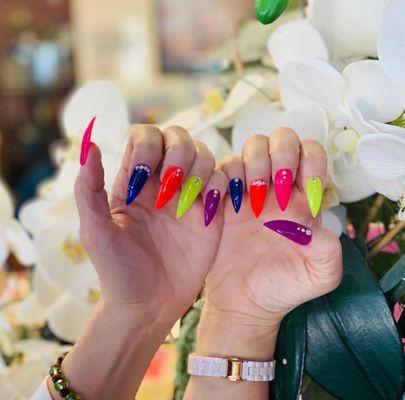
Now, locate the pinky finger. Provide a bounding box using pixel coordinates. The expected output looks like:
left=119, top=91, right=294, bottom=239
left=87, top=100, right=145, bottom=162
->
left=202, top=170, right=228, bottom=227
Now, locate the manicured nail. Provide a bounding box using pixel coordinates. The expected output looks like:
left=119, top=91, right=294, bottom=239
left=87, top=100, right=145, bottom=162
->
left=155, top=167, right=184, bottom=210
left=256, top=0, right=290, bottom=25
left=204, top=190, right=221, bottom=227
left=80, top=116, right=96, bottom=166
left=250, top=179, right=268, bottom=218
left=176, top=176, right=203, bottom=219
left=306, top=177, right=323, bottom=217
left=275, top=169, right=293, bottom=211
left=263, top=220, right=312, bottom=245
left=230, top=178, right=243, bottom=213
left=126, top=164, right=151, bottom=206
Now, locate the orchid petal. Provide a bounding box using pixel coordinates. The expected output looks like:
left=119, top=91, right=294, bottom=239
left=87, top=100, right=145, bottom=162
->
left=13, top=293, right=47, bottom=326
left=160, top=106, right=204, bottom=131
left=62, top=81, right=129, bottom=142
left=232, top=100, right=284, bottom=155
left=0, top=238, right=8, bottom=267
left=278, top=59, right=345, bottom=115
left=274, top=103, right=329, bottom=145
left=47, top=292, right=96, bottom=343
left=362, top=172, right=405, bottom=202
left=308, top=0, right=390, bottom=62
left=4, top=220, right=36, bottom=266
left=35, top=224, right=98, bottom=293
left=322, top=210, right=343, bottom=236
left=378, top=0, right=405, bottom=85
left=332, top=155, right=375, bottom=202
left=268, top=20, right=329, bottom=69
left=343, top=60, right=405, bottom=123
left=33, top=267, right=60, bottom=308
left=358, top=133, right=405, bottom=180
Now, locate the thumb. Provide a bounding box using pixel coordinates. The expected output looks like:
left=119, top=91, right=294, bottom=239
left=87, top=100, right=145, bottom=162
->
left=290, top=226, right=343, bottom=294
left=74, top=143, right=112, bottom=239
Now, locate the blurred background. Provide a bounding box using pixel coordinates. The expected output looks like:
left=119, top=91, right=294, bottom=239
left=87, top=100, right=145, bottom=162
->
left=0, top=0, right=299, bottom=209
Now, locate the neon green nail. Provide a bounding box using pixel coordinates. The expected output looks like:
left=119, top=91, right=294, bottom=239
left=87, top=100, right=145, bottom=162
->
left=176, top=176, right=203, bottom=219
left=306, top=177, right=323, bottom=218
left=256, top=0, right=290, bottom=25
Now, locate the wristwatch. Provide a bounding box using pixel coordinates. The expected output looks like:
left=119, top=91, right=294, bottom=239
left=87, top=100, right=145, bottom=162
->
left=187, top=354, right=276, bottom=382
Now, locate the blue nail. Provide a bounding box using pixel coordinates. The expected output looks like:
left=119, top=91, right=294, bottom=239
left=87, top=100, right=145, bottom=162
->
left=126, top=164, right=151, bottom=205
left=229, top=178, right=243, bottom=213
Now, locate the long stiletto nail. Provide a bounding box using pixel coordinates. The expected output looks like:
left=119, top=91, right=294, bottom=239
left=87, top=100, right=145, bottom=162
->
left=126, top=164, right=151, bottom=206
left=250, top=179, right=267, bottom=218
left=204, top=190, right=221, bottom=227
left=275, top=169, right=293, bottom=211
left=263, top=220, right=313, bottom=245
left=306, top=177, right=323, bottom=217
left=230, top=178, right=243, bottom=213
left=80, top=116, right=96, bottom=166
left=155, top=167, right=183, bottom=210
left=176, top=176, right=203, bottom=219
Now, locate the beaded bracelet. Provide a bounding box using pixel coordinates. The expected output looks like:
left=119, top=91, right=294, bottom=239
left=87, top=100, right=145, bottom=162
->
left=49, top=352, right=82, bottom=400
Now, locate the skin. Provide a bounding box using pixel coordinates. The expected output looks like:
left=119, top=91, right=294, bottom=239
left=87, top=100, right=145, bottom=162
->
left=49, top=125, right=342, bottom=400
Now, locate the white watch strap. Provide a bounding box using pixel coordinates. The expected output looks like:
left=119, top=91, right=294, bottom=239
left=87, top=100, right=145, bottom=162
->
left=187, top=354, right=275, bottom=382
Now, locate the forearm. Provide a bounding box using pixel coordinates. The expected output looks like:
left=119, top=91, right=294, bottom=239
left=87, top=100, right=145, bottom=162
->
left=48, top=300, right=170, bottom=400
left=184, top=301, right=280, bottom=400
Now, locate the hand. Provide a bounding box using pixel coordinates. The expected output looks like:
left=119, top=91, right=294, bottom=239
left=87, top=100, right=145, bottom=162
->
left=203, top=128, right=343, bottom=345
left=74, top=124, right=227, bottom=327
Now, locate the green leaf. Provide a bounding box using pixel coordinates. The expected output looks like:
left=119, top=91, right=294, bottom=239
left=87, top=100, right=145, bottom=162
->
left=271, top=305, right=306, bottom=400
left=305, top=235, right=405, bottom=400
left=380, top=255, right=405, bottom=293
left=256, top=0, right=290, bottom=25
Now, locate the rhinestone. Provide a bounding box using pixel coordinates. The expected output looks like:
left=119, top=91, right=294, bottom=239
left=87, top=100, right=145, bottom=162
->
left=306, top=229, right=312, bottom=236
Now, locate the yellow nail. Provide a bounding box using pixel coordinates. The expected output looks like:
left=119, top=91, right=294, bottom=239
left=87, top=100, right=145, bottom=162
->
left=306, top=177, right=323, bottom=217
left=176, top=176, right=203, bottom=219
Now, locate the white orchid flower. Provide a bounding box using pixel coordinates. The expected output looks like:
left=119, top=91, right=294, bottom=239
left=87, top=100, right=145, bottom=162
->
left=274, top=58, right=405, bottom=202
left=0, top=180, right=36, bottom=267
left=358, top=133, right=405, bottom=220
left=378, top=0, right=405, bottom=86
left=268, top=0, right=390, bottom=69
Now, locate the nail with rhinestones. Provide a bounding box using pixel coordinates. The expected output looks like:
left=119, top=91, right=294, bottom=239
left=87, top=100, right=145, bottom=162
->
left=250, top=179, right=268, bottom=218
left=275, top=169, right=293, bottom=211
left=80, top=117, right=96, bottom=166
left=176, top=176, right=203, bottom=219
left=230, top=178, right=243, bottom=213
left=263, top=220, right=312, bottom=245
left=155, top=167, right=184, bottom=210
left=126, top=164, right=151, bottom=206
left=306, top=176, right=323, bottom=217
left=204, top=189, right=221, bottom=227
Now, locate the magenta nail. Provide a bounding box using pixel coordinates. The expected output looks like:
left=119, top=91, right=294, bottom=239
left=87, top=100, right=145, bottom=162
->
left=204, top=189, right=221, bottom=226
left=263, top=220, right=312, bottom=245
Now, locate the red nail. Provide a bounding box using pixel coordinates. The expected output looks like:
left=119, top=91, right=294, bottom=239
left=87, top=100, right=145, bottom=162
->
left=155, top=167, right=184, bottom=210
left=80, top=117, right=96, bottom=166
left=250, top=179, right=268, bottom=218
left=275, top=169, right=293, bottom=211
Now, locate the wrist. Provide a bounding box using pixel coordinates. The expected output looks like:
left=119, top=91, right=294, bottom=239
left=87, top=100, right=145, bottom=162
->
left=195, top=300, right=281, bottom=360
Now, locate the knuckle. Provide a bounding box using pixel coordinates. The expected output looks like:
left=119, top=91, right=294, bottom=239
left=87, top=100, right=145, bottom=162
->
left=272, top=126, right=300, bottom=141
left=164, top=125, right=191, bottom=139
left=166, top=142, right=195, bottom=161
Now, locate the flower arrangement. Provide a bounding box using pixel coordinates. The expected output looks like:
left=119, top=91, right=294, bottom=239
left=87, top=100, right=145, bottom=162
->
left=0, top=0, right=403, bottom=399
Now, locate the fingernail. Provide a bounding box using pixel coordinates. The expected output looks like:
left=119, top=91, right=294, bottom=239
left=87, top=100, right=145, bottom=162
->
left=263, top=220, right=312, bottom=245
left=155, top=167, right=184, bottom=210
left=230, top=178, right=243, bottom=213
left=80, top=116, right=96, bottom=166
left=176, top=176, right=203, bottom=219
left=250, top=179, right=268, bottom=218
left=306, top=177, right=323, bottom=217
left=204, top=190, right=221, bottom=227
left=126, top=164, right=151, bottom=206
left=275, top=169, right=293, bottom=211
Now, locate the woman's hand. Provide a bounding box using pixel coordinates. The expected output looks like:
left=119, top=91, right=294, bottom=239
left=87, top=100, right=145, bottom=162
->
left=75, top=124, right=227, bottom=326
left=203, top=127, right=343, bottom=340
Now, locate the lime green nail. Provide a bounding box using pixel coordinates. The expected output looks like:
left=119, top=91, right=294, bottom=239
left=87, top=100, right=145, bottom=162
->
left=306, top=177, right=323, bottom=218
left=176, top=176, right=203, bottom=219
left=256, top=0, right=290, bottom=25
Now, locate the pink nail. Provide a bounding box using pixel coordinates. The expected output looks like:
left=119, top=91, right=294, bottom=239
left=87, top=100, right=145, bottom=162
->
left=80, top=117, right=96, bottom=166
left=275, top=169, right=293, bottom=211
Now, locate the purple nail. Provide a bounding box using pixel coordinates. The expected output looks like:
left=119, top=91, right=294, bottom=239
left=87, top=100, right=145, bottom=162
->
left=204, top=189, right=221, bottom=226
left=263, top=220, right=312, bottom=245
